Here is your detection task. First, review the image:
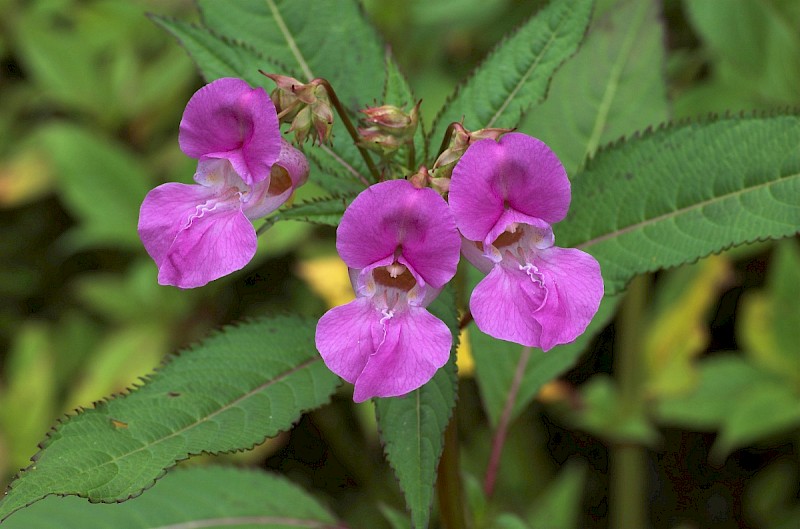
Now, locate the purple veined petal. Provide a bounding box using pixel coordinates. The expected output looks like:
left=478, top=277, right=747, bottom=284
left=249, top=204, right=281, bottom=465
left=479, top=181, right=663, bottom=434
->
left=316, top=297, right=383, bottom=384
left=530, top=246, right=604, bottom=351
left=243, top=139, right=310, bottom=220
left=156, top=207, right=257, bottom=289
left=336, top=179, right=460, bottom=288
left=352, top=306, right=451, bottom=402
left=450, top=133, right=571, bottom=241
left=138, top=182, right=224, bottom=268
left=179, top=78, right=281, bottom=186
left=470, top=264, right=548, bottom=348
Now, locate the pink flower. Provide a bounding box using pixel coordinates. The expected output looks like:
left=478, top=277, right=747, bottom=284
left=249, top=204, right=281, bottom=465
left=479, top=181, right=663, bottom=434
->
left=449, top=133, right=603, bottom=350
left=315, top=179, right=461, bottom=402
left=138, top=78, right=308, bottom=288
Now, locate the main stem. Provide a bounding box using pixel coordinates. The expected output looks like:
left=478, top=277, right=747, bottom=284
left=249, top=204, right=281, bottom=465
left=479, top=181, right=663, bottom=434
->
left=437, top=414, right=468, bottom=529
left=611, top=274, right=649, bottom=529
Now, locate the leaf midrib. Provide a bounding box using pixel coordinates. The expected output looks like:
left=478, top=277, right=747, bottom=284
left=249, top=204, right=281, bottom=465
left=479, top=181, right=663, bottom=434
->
left=575, top=170, right=800, bottom=250
left=580, top=0, right=651, bottom=167
left=266, top=0, right=313, bottom=81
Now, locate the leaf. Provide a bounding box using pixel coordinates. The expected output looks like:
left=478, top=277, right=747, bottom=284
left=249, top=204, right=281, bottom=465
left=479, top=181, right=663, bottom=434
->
left=655, top=355, right=800, bottom=459
left=2, top=466, right=340, bottom=528
left=36, top=124, right=152, bottom=251
left=429, top=0, right=594, bottom=149
left=678, top=0, right=800, bottom=114
left=643, top=255, right=732, bottom=398
left=471, top=286, right=620, bottom=427
left=560, top=113, right=800, bottom=296
left=573, top=375, right=659, bottom=445
left=0, top=316, right=340, bottom=522
left=520, top=0, right=668, bottom=174
left=374, top=287, right=459, bottom=529
left=527, top=461, right=587, bottom=529
left=739, top=241, right=800, bottom=382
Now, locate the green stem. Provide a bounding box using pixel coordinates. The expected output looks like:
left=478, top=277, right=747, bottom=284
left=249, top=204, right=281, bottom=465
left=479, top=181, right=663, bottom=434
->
left=317, top=79, right=381, bottom=183
left=437, top=415, right=468, bottom=529
left=611, top=274, right=650, bottom=529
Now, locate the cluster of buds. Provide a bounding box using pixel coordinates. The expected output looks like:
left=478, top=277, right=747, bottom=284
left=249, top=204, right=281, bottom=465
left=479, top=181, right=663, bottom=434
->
left=263, top=73, right=334, bottom=145
left=358, top=102, right=420, bottom=155
left=431, top=123, right=514, bottom=180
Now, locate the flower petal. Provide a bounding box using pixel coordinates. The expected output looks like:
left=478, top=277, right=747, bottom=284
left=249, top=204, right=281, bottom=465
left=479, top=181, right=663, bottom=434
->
left=531, top=247, right=604, bottom=351
left=450, top=133, right=571, bottom=241
left=353, top=307, right=451, bottom=401
left=138, top=182, right=222, bottom=268
left=315, top=297, right=383, bottom=384
left=470, top=264, right=547, bottom=347
left=243, top=139, right=310, bottom=220
left=179, top=78, right=281, bottom=186
left=156, top=207, right=257, bottom=288
left=336, top=179, right=460, bottom=288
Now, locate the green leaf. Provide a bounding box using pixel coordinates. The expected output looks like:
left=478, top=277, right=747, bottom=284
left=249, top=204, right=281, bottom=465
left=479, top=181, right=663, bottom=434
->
left=739, top=241, right=800, bottom=383
left=527, top=462, right=587, bottom=529
left=471, top=285, right=620, bottom=427
left=260, top=195, right=353, bottom=230
left=429, top=0, right=594, bottom=151
left=655, top=355, right=800, bottom=459
left=37, top=124, right=151, bottom=251
left=374, top=287, right=459, bottom=529
left=520, top=0, right=668, bottom=174
left=2, top=466, right=339, bottom=528
left=561, top=113, right=800, bottom=296
left=0, top=316, right=340, bottom=522
left=573, top=375, right=659, bottom=445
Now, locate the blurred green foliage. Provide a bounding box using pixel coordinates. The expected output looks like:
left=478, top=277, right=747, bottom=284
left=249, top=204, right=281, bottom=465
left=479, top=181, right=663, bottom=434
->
left=0, top=1, right=799, bottom=528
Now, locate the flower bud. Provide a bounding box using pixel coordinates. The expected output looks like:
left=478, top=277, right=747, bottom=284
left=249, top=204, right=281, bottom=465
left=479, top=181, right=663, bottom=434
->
left=262, top=72, right=335, bottom=144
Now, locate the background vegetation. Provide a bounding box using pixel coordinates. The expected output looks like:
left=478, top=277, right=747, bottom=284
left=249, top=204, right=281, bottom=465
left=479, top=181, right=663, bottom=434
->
left=0, top=0, right=798, bottom=528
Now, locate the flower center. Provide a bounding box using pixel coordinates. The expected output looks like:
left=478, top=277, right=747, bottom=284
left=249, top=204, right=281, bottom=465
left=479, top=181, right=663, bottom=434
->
left=268, top=165, right=293, bottom=195
left=373, top=263, right=416, bottom=292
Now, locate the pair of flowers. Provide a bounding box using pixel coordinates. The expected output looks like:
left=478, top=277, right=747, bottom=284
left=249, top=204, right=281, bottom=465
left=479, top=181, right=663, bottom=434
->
left=316, top=134, right=604, bottom=402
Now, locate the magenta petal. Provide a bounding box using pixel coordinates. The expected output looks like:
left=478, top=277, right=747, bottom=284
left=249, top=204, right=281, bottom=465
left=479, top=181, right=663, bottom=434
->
left=156, top=208, right=257, bottom=289
left=530, top=247, right=604, bottom=351
left=352, top=307, right=451, bottom=402
left=179, top=78, right=281, bottom=186
left=450, top=133, right=571, bottom=241
left=138, top=182, right=221, bottom=268
left=243, top=139, right=310, bottom=220
left=470, top=265, right=547, bottom=347
left=336, top=180, right=460, bottom=288
left=316, top=298, right=382, bottom=384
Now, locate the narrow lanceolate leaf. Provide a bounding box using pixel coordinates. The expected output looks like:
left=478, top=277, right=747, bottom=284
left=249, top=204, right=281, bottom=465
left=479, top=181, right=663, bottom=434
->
left=520, top=0, right=668, bottom=174
left=429, top=0, right=593, bottom=151
left=261, top=195, right=353, bottom=231
left=2, top=466, right=341, bottom=529
left=561, top=113, right=800, bottom=296
left=0, top=317, right=339, bottom=522
left=375, top=287, right=459, bottom=529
